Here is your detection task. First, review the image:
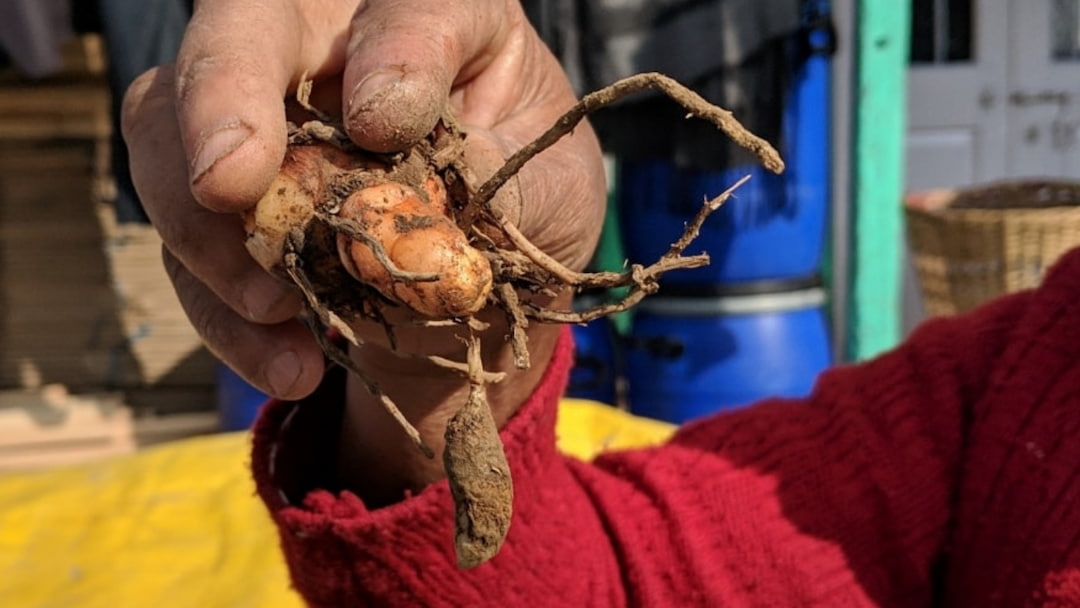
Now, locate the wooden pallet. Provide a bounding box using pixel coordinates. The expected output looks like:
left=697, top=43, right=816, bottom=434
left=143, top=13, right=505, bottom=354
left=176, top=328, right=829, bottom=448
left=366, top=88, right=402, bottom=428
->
left=0, top=80, right=110, bottom=141
left=0, top=385, right=221, bottom=471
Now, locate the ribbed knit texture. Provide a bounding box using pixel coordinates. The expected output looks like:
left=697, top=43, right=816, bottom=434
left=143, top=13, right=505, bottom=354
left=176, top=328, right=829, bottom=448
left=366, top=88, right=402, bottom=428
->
left=252, top=249, right=1080, bottom=607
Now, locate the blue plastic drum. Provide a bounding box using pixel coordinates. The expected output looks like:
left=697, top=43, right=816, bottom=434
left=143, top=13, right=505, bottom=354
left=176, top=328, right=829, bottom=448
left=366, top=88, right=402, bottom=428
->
left=215, top=363, right=269, bottom=431
left=619, top=162, right=827, bottom=286
left=618, top=34, right=830, bottom=286
left=568, top=316, right=619, bottom=405
left=626, top=288, right=832, bottom=423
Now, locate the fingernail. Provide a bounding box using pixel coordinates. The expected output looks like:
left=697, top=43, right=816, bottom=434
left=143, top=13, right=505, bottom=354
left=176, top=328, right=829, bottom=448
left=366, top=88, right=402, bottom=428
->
left=348, top=69, right=404, bottom=117
left=266, top=350, right=302, bottom=397
left=191, top=120, right=253, bottom=184
left=242, top=277, right=291, bottom=321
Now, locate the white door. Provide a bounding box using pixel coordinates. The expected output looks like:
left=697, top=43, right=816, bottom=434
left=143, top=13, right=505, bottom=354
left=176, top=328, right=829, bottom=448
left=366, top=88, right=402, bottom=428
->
left=1008, top=0, right=1080, bottom=178
left=903, top=1, right=1080, bottom=329
left=906, top=0, right=1080, bottom=188
left=906, top=0, right=1008, bottom=191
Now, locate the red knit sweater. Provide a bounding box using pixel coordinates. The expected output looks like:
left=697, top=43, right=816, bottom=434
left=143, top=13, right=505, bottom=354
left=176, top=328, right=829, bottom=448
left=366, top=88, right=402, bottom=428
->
left=252, top=249, right=1080, bottom=607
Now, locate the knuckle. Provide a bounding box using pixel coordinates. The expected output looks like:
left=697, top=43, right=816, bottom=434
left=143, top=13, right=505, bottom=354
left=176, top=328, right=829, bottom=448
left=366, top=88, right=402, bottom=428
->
left=161, top=245, right=184, bottom=285
left=164, top=219, right=208, bottom=268
left=162, top=244, right=240, bottom=355
left=192, top=304, right=237, bottom=360
left=157, top=208, right=238, bottom=283
left=184, top=284, right=239, bottom=357
left=120, top=66, right=176, bottom=144
left=176, top=48, right=269, bottom=108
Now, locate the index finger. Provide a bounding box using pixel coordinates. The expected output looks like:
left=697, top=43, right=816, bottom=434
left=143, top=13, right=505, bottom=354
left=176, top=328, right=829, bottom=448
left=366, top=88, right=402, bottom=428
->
left=175, top=0, right=357, bottom=212
left=342, top=0, right=517, bottom=153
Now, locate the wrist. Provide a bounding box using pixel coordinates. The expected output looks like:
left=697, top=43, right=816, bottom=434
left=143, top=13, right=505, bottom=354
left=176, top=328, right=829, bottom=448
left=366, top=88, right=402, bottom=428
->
left=335, top=298, right=566, bottom=505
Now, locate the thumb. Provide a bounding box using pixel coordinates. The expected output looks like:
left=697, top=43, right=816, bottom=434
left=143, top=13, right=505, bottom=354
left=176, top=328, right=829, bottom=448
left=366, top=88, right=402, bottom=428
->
left=174, top=0, right=356, bottom=212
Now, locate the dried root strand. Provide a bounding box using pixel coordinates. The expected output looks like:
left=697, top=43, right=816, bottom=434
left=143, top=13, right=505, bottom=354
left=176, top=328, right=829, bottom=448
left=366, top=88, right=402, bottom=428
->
left=295, top=74, right=333, bottom=124
left=495, top=283, right=530, bottom=370
left=426, top=355, right=507, bottom=383
left=473, top=72, right=784, bottom=211
left=443, top=331, right=513, bottom=568
left=463, top=74, right=774, bottom=329
left=510, top=176, right=749, bottom=324
left=493, top=213, right=710, bottom=290
left=666, top=174, right=753, bottom=257
left=317, top=212, right=440, bottom=283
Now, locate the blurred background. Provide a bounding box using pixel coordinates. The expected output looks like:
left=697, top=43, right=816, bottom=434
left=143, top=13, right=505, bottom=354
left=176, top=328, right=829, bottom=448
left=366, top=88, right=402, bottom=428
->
left=0, top=0, right=218, bottom=472
left=562, top=0, right=1080, bottom=423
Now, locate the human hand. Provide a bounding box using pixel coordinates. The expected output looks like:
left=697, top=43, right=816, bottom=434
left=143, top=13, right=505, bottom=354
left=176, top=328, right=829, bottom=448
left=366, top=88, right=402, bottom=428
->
left=122, top=0, right=605, bottom=494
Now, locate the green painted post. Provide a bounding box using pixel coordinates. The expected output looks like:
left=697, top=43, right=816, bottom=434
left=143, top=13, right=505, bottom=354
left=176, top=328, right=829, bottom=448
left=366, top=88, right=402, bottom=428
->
left=846, top=0, right=911, bottom=360
left=594, top=157, right=631, bottom=334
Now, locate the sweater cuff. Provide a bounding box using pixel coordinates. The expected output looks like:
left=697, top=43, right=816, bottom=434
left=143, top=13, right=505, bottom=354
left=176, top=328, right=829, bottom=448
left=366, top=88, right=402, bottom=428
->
left=249, top=326, right=573, bottom=572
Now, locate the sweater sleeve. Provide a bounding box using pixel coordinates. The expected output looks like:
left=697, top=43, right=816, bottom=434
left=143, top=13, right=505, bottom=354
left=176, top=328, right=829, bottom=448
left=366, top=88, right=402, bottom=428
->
left=251, top=290, right=1047, bottom=607
left=574, top=291, right=1032, bottom=606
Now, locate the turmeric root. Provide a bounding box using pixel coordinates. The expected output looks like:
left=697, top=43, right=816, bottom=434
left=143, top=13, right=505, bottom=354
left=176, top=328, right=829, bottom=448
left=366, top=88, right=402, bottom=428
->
left=240, top=73, right=783, bottom=569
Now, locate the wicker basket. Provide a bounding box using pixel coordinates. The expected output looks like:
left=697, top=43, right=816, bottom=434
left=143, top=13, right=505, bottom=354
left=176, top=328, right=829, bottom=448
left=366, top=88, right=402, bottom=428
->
left=905, top=180, right=1080, bottom=317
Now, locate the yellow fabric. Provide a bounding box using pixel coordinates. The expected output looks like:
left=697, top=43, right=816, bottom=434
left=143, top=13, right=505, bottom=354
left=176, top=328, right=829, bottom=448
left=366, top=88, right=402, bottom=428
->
left=554, top=398, right=676, bottom=460
left=0, top=400, right=675, bottom=607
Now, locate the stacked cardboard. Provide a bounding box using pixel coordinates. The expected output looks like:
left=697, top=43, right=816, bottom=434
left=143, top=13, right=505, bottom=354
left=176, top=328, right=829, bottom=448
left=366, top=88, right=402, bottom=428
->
left=0, top=36, right=220, bottom=470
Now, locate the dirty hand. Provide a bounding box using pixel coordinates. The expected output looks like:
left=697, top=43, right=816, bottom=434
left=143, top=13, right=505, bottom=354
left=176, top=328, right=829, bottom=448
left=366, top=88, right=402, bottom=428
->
left=122, top=0, right=605, bottom=494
